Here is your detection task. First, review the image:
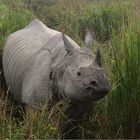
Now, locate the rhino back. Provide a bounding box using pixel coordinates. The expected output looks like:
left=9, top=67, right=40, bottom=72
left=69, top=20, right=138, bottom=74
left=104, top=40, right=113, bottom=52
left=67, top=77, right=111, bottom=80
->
left=2, top=20, right=60, bottom=103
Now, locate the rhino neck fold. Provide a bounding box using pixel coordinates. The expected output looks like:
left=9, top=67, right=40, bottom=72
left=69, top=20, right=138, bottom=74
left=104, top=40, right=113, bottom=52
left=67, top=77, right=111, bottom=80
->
left=50, top=53, right=69, bottom=102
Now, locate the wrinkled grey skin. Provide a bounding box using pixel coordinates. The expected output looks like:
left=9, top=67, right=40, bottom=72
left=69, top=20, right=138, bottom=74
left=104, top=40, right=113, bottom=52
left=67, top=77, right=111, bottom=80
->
left=2, top=19, right=109, bottom=138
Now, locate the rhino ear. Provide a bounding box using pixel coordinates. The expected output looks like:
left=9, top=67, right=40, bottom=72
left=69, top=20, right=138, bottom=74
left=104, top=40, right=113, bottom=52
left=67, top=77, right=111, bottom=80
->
left=85, top=29, right=94, bottom=48
left=62, top=33, right=75, bottom=54
left=94, top=48, right=101, bottom=67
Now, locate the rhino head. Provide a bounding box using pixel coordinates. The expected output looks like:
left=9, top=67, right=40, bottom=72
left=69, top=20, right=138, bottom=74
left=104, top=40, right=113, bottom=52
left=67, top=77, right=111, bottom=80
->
left=56, top=34, right=110, bottom=102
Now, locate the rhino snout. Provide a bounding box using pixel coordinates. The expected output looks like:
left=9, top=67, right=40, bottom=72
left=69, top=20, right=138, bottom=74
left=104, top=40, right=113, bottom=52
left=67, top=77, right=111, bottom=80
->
left=97, top=86, right=110, bottom=96
left=85, top=80, right=110, bottom=101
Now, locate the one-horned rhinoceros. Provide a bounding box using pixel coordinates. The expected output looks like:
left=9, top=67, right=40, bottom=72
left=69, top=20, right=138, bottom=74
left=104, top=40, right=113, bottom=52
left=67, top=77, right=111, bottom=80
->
left=2, top=19, right=110, bottom=138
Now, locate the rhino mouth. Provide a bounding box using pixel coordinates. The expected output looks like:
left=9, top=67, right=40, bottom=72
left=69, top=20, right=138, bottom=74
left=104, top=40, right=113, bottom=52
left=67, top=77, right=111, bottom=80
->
left=85, top=86, right=108, bottom=101
left=62, top=86, right=109, bottom=102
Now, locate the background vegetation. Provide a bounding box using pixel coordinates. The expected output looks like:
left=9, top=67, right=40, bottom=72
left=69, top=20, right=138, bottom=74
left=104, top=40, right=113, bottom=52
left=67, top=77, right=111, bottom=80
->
left=0, top=0, right=140, bottom=139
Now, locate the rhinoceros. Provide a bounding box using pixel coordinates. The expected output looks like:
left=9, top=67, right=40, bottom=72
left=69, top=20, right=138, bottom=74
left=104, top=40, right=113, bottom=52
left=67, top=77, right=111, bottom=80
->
left=2, top=19, right=110, bottom=138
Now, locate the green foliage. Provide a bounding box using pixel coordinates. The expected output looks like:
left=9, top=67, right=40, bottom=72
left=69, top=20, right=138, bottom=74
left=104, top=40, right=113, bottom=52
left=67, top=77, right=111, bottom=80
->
left=0, top=2, right=33, bottom=48
left=107, top=21, right=140, bottom=138
left=28, top=0, right=128, bottom=43
left=62, top=3, right=128, bottom=43
left=0, top=91, right=67, bottom=139
left=87, top=17, right=140, bottom=138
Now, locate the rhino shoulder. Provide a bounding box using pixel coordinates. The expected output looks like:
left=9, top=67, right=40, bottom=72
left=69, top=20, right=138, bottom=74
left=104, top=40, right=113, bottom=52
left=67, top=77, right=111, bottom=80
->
left=21, top=50, right=53, bottom=105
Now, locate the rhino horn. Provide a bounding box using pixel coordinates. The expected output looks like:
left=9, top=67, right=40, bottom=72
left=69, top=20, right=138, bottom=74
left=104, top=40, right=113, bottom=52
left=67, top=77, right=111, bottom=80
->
left=62, top=33, right=74, bottom=54
left=94, top=48, right=101, bottom=67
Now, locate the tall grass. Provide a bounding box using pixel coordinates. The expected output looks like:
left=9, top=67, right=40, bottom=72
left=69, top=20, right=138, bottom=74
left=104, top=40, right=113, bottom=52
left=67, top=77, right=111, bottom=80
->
left=26, top=0, right=129, bottom=44
left=78, top=17, right=140, bottom=138
left=0, top=0, right=140, bottom=139
left=106, top=20, right=140, bottom=138
left=0, top=1, right=34, bottom=48
left=0, top=91, right=66, bottom=139
left=85, top=13, right=140, bottom=138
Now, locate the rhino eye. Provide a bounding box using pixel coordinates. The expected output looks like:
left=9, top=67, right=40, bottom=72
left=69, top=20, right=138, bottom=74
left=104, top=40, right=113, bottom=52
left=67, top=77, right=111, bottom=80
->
left=77, top=72, right=81, bottom=76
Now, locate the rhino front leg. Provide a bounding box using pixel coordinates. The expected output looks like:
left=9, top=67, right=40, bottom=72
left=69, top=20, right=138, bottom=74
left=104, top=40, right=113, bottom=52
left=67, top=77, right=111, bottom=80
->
left=21, top=50, right=53, bottom=105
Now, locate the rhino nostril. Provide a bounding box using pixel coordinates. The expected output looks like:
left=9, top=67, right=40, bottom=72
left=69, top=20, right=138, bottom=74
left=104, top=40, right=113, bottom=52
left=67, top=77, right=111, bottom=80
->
left=90, top=80, right=98, bottom=87
left=77, top=72, right=81, bottom=76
